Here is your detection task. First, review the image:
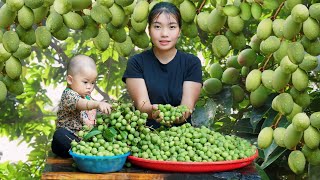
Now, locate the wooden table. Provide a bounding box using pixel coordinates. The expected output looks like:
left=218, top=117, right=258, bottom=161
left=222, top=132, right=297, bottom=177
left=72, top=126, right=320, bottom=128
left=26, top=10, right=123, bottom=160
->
left=41, top=156, right=261, bottom=180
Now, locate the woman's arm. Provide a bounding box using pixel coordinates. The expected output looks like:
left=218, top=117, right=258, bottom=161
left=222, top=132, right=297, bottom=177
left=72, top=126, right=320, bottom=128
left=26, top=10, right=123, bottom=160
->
left=179, top=81, right=202, bottom=122
left=126, top=78, right=154, bottom=118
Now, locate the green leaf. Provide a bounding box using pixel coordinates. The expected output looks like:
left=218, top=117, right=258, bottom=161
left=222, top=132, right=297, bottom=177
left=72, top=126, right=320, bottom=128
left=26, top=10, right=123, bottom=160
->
left=260, top=141, right=287, bottom=169
left=103, top=127, right=117, bottom=140
left=191, top=98, right=217, bottom=128
left=83, top=130, right=102, bottom=141
left=255, top=163, right=270, bottom=180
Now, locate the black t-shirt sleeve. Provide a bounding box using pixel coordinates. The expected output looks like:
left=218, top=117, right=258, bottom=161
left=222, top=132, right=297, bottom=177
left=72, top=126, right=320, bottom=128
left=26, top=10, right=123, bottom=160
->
left=122, top=55, right=143, bottom=83
left=185, top=55, right=203, bottom=84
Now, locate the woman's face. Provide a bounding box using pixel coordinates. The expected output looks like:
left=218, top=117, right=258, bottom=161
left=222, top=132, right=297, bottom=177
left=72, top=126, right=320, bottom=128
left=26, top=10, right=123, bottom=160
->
left=149, top=13, right=181, bottom=52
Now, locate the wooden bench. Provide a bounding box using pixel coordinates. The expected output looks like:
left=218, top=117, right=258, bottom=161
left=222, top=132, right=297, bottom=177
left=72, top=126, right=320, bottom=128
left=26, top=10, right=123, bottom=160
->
left=41, top=155, right=261, bottom=180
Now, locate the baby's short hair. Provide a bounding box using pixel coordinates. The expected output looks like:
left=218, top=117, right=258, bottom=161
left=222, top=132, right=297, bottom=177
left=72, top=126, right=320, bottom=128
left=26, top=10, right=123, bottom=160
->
left=67, top=55, right=96, bottom=76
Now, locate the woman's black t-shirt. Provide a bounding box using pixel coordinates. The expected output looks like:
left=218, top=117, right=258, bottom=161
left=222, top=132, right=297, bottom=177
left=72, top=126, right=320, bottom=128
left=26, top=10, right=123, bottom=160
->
left=122, top=49, right=202, bottom=128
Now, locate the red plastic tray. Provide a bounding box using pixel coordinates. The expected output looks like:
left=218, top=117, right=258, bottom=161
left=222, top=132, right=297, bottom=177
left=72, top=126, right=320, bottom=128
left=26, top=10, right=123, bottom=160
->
left=128, top=150, right=258, bottom=173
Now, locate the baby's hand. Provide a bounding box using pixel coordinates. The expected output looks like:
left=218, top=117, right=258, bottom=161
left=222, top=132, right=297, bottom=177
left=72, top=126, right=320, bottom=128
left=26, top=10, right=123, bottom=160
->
left=97, top=101, right=112, bottom=114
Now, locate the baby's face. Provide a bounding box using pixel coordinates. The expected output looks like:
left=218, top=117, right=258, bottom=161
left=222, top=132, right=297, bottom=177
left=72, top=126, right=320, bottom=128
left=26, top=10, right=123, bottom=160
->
left=68, top=67, right=97, bottom=97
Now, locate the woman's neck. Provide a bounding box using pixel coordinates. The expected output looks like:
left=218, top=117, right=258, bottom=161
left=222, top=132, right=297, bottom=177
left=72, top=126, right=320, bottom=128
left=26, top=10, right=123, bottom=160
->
left=153, top=47, right=177, bottom=64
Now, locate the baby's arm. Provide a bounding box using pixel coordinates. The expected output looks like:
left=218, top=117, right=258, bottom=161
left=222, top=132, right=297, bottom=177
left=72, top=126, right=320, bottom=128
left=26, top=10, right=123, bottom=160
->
left=76, top=98, right=112, bottom=114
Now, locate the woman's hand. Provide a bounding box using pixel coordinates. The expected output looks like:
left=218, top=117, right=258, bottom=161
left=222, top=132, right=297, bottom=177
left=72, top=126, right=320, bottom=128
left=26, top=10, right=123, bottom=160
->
left=174, top=106, right=192, bottom=124
left=151, top=104, right=163, bottom=122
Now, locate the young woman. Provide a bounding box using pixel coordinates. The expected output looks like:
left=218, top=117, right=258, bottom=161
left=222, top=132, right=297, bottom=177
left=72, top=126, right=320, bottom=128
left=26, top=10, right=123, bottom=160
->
left=122, top=2, right=202, bottom=128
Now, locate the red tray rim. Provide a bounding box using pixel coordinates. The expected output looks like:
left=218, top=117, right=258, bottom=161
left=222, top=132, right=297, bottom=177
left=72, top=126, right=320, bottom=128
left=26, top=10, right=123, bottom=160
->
left=128, top=149, right=258, bottom=165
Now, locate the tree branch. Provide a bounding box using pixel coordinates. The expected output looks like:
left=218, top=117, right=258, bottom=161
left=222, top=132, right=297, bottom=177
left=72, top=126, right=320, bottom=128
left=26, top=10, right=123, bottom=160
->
left=271, top=2, right=285, bottom=21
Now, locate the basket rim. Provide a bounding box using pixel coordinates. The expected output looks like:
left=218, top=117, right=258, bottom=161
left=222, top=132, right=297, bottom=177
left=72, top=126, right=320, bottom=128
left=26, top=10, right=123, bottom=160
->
left=69, top=150, right=131, bottom=160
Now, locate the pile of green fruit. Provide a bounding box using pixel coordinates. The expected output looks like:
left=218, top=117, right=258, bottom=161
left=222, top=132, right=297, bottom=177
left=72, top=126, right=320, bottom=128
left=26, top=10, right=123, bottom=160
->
left=156, top=104, right=190, bottom=126
left=131, top=123, right=257, bottom=162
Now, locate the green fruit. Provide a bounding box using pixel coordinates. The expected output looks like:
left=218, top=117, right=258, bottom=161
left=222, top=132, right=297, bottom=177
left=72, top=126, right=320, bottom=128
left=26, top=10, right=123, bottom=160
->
left=280, top=56, right=298, bottom=74
left=208, top=63, right=223, bottom=79
left=3, top=31, right=20, bottom=53
left=13, top=42, right=32, bottom=60
left=261, top=70, right=274, bottom=90
left=286, top=103, right=302, bottom=122
left=114, top=36, right=134, bottom=57
left=129, top=29, right=150, bottom=49
left=35, top=26, right=52, bottom=49
left=273, top=40, right=289, bottom=64
left=109, top=3, right=125, bottom=27
left=211, top=35, right=230, bottom=58
left=284, top=0, right=302, bottom=11
left=207, top=9, right=227, bottom=33
left=0, top=31, right=2, bottom=43
left=0, top=4, right=17, bottom=28
left=197, top=11, right=209, bottom=32
left=304, top=126, right=320, bottom=149
left=90, top=4, right=112, bottom=24
left=106, top=23, right=126, bottom=43
left=249, top=34, right=261, bottom=53
left=97, top=0, right=114, bottom=8
left=292, top=68, right=308, bottom=91
left=239, top=2, right=251, bottom=20
left=272, top=19, right=285, bottom=38
left=231, top=85, right=244, bottom=103
left=16, top=25, right=36, bottom=45
left=7, top=78, right=24, bottom=95
left=292, top=113, right=310, bottom=131
left=263, top=0, right=279, bottom=10
left=46, top=12, right=64, bottom=33
left=309, top=3, right=320, bottom=21
left=52, top=24, right=69, bottom=40
left=132, top=0, right=149, bottom=22
left=223, top=5, right=240, bottom=17
left=259, top=36, right=280, bottom=55
left=251, top=2, right=262, bottom=20
left=53, top=0, right=72, bottom=14
left=5, top=56, right=22, bottom=80
left=203, top=78, right=222, bottom=95
left=273, top=127, right=286, bottom=147
left=93, top=28, right=110, bottom=51
left=63, top=12, right=84, bottom=30
left=226, top=56, right=241, bottom=69
left=225, top=31, right=246, bottom=50
left=0, top=44, right=11, bottom=63
left=256, top=18, right=272, bottom=40
left=272, top=93, right=294, bottom=115
left=0, top=81, right=7, bottom=102
left=303, top=17, right=320, bottom=41
left=18, top=6, right=34, bottom=29
left=180, top=0, right=196, bottom=23
left=115, top=0, right=134, bottom=7
left=6, top=0, right=24, bottom=11
left=303, top=38, right=320, bottom=56
left=272, top=67, right=291, bottom=92
left=221, top=67, right=239, bottom=85
left=237, top=48, right=257, bottom=67
left=33, top=6, right=49, bottom=24
left=291, top=4, right=309, bottom=23
left=294, top=91, right=310, bottom=109
left=43, top=0, right=54, bottom=7
left=287, top=42, right=304, bottom=64
left=288, top=150, right=306, bottom=175
left=241, top=66, right=250, bottom=77
left=24, top=0, right=44, bottom=9
left=257, top=127, right=273, bottom=149
left=299, top=54, right=318, bottom=72
left=308, top=148, right=320, bottom=165
left=227, top=15, right=244, bottom=34
left=70, top=0, right=91, bottom=11
left=310, top=112, right=320, bottom=129
left=283, top=15, right=302, bottom=40
left=284, top=124, right=303, bottom=149
left=181, top=21, right=198, bottom=38
left=245, top=69, right=261, bottom=92
left=81, top=15, right=99, bottom=40
left=250, top=85, right=269, bottom=108
left=131, top=18, right=147, bottom=33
